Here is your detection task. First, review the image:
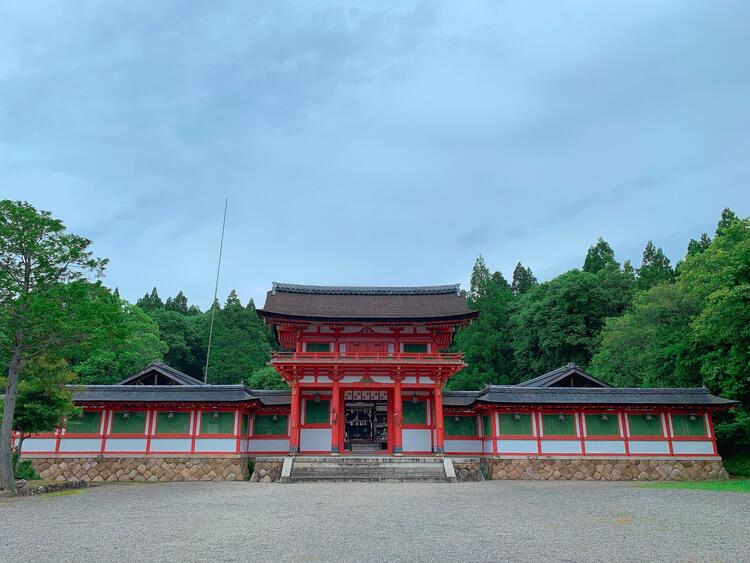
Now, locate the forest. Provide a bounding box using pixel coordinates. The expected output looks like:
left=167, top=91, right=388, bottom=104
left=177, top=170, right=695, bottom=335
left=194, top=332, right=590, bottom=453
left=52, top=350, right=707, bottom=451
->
left=1, top=201, right=748, bottom=462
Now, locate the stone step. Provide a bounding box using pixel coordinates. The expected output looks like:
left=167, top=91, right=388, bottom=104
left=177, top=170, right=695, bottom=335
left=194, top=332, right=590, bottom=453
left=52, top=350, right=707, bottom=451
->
left=286, top=475, right=454, bottom=483
left=292, top=468, right=446, bottom=477
left=285, top=456, right=455, bottom=483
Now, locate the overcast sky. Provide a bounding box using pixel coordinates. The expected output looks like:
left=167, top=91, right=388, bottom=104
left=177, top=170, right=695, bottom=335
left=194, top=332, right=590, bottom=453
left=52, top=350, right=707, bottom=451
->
left=2, top=1, right=748, bottom=309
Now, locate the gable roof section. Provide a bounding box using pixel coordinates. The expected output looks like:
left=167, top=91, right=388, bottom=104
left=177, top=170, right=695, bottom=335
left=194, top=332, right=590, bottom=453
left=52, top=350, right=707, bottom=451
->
left=118, top=362, right=207, bottom=386
left=257, top=282, right=478, bottom=322
left=517, top=364, right=612, bottom=388
left=72, top=385, right=254, bottom=403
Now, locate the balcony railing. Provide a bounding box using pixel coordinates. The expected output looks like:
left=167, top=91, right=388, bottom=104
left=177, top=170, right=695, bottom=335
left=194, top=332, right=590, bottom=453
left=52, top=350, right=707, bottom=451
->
left=270, top=351, right=465, bottom=365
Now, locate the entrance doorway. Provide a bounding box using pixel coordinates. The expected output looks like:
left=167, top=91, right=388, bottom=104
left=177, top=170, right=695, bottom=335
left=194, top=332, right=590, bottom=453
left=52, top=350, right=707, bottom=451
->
left=344, top=401, right=388, bottom=453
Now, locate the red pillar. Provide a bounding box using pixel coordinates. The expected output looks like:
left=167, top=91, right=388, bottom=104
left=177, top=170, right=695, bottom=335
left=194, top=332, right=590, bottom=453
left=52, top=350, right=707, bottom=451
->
left=289, top=380, right=300, bottom=454
left=331, top=376, right=341, bottom=454
left=434, top=382, right=445, bottom=454
left=393, top=376, right=403, bottom=454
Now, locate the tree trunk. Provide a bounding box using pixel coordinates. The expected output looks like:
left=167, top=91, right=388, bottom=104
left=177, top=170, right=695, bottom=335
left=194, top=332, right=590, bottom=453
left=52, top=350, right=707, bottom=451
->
left=0, top=343, right=22, bottom=491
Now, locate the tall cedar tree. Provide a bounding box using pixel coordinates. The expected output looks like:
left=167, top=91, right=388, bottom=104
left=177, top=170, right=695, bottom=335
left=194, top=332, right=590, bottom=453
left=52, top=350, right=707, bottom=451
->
left=0, top=200, right=106, bottom=491
left=637, top=241, right=674, bottom=291
left=583, top=238, right=617, bottom=274
left=511, top=262, right=537, bottom=294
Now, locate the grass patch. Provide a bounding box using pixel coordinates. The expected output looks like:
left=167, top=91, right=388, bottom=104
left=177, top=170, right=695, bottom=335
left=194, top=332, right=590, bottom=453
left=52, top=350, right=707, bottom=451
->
left=642, top=480, right=750, bottom=494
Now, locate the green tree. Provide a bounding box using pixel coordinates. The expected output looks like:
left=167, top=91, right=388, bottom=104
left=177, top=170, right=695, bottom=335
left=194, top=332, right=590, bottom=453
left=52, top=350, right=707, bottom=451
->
left=511, top=262, right=537, bottom=294
left=583, top=237, right=617, bottom=274
left=0, top=200, right=106, bottom=491
left=716, top=207, right=740, bottom=237
left=149, top=309, right=205, bottom=379
left=247, top=365, right=286, bottom=390
left=687, top=233, right=712, bottom=257
left=637, top=241, right=674, bottom=291
left=136, top=287, right=163, bottom=312
left=468, top=255, right=492, bottom=301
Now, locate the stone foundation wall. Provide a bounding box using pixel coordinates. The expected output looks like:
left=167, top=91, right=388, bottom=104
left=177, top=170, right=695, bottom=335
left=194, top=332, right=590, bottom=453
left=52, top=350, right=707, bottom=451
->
left=249, top=459, right=283, bottom=482
left=30, top=457, right=250, bottom=482
left=452, top=459, right=484, bottom=482
left=480, top=458, right=729, bottom=481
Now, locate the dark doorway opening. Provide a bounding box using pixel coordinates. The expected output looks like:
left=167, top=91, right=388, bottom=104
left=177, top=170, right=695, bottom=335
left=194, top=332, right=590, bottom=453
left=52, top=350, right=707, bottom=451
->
left=344, top=401, right=388, bottom=452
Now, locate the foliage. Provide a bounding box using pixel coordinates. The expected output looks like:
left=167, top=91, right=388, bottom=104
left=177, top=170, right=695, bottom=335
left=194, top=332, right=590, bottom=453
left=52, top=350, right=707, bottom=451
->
left=722, top=454, right=750, bottom=478
left=641, top=480, right=750, bottom=493
left=247, top=366, right=286, bottom=390
left=637, top=241, right=674, bottom=291
left=511, top=262, right=537, bottom=294
left=0, top=199, right=107, bottom=491
left=583, top=237, right=617, bottom=274
left=12, top=451, right=39, bottom=481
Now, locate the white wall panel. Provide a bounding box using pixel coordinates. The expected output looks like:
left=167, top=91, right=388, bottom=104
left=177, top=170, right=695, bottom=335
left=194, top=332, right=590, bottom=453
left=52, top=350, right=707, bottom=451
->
left=445, top=439, right=482, bottom=453
left=483, top=439, right=493, bottom=454
left=672, top=441, right=714, bottom=455
left=541, top=440, right=582, bottom=454
left=300, top=428, right=331, bottom=452
left=628, top=440, right=670, bottom=455
left=150, top=438, right=191, bottom=452
left=497, top=440, right=537, bottom=454
left=105, top=438, right=147, bottom=452
left=584, top=440, right=626, bottom=455
left=193, top=438, right=235, bottom=453
left=58, top=438, right=101, bottom=452
left=249, top=439, right=289, bottom=452
left=21, top=438, right=56, bottom=452
left=403, top=429, right=431, bottom=452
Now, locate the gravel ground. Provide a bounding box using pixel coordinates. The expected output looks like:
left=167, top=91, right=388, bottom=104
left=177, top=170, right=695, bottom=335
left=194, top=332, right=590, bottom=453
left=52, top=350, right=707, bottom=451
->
left=1, top=480, right=749, bottom=562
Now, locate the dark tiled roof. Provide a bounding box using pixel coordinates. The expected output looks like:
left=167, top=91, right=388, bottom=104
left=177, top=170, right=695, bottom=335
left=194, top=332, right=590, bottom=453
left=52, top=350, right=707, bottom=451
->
left=476, top=386, right=737, bottom=407
left=517, top=364, right=612, bottom=388
left=250, top=389, right=291, bottom=406
left=258, top=282, right=477, bottom=321
left=71, top=385, right=254, bottom=403
left=118, top=362, right=206, bottom=386
left=443, top=390, right=482, bottom=406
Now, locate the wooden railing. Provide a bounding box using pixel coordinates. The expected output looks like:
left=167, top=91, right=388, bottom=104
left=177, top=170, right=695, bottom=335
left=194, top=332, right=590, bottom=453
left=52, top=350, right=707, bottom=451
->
left=270, top=351, right=465, bottom=363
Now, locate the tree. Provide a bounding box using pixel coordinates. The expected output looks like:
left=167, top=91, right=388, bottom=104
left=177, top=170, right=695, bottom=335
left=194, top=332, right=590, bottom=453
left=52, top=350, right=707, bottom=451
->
left=468, top=255, right=492, bottom=302
left=136, top=287, right=163, bottom=312
left=0, top=200, right=106, bottom=491
left=583, top=237, right=617, bottom=274
left=148, top=309, right=205, bottom=378
left=2, top=357, right=80, bottom=474
left=511, top=262, right=537, bottom=294
left=637, top=241, right=674, bottom=291
left=687, top=233, right=711, bottom=257
left=247, top=366, right=287, bottom=390
left=716, top=207, right=739, bottom=237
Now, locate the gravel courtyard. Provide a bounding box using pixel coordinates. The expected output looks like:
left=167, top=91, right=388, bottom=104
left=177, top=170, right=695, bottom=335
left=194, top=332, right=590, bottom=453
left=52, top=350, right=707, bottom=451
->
left=2, top=481, right=748, bottom=562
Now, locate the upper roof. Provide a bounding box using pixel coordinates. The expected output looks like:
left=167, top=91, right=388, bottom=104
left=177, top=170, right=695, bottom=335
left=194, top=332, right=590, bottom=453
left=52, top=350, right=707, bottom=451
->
left=257, top=282, right=478, bottom=322
left=72, top=385, right=254, bottom=403
left=517, top=364, right=612, bottom=388
left=118, top=362, right=206, bottom=386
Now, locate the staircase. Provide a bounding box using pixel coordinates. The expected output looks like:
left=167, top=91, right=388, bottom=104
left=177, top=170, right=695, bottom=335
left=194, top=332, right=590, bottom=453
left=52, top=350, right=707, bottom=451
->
left=283, top=456, right=456, bottom=483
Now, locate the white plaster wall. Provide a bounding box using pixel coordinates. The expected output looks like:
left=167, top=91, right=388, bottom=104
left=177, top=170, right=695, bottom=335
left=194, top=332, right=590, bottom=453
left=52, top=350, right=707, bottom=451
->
left=483, top=439, right=493, bottom=454
left=249, top=439, right=289, bottom=452
left=497, top=440, right=537, bottom=454
left=403, top=429, right=431, bottom=452
left=58, top=438, right=101, bottom=452
left=672, top=441, right=714, bottom=455
left=628, top=440, right=670, bottom=455
left=444, top=439, right=482, bottom=453
left=105, top=438, right=147, bottom=452
left=21, top=438, right=56, bottom=453
left=540, top=440, right=582, bottom=454
left=150, top=438, right=192, bottom=452
left=193, top=438, right=235, bottom=453
left=584, top=440, right=626, bottom=455
left=300, top=428, right=331, bottom=452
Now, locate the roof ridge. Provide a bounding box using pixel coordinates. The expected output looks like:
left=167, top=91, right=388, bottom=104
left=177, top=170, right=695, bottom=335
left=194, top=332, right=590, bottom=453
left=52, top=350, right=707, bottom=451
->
left=271, top=282, right=461, bottom=296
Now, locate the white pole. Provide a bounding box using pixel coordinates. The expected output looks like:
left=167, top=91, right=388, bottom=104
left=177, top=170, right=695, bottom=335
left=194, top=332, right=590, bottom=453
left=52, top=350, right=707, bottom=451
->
left=204, top=197, right=228, bottom=382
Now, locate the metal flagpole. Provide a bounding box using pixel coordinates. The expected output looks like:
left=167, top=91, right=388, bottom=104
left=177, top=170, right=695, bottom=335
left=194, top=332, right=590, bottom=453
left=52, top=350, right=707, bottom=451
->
left=204, top=197, right=228, bottom=382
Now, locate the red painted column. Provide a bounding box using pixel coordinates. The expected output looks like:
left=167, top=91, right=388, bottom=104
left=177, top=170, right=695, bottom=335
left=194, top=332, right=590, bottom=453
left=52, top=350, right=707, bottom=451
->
left=331, top=375, right=341, bottom=454
left=289, top=380, right=300, bottom=454
left=434, top=381, right=445, bottom=454
left=392, top=375, right=403, bottom=454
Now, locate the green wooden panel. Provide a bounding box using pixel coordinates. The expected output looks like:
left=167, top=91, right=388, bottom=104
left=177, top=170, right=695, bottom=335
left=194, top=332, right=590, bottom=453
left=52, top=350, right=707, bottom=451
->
left=306, top=342, right=330, bottom=353
left=200, top=411, right=235, bottom=434
left=111, top=411, right=146, bottom=434
left=483, top=415, right=492, bottom=437
left=66, top=411, right=101, bottom=434
left=498, top=414, right=532, bottom=436
left=628, top=414, right=663, bottom=436
left=585, top=414, right=619, bottom=436
left=672, top=414, right=706, bottom=437
left=241, top=414, right=250, bottom=435
left=542, top=414, right=576, bottom=436
left=254, top=415, right=288, bottom=436
left=305, top=400, right=330, bottom=424
left=403, top=401, right=426, bottom=424
left=445, top=416, right=477, bottom=436
left=156, top=412, right=190, bottom=434
left=403, top=343, right=428, bottom=353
